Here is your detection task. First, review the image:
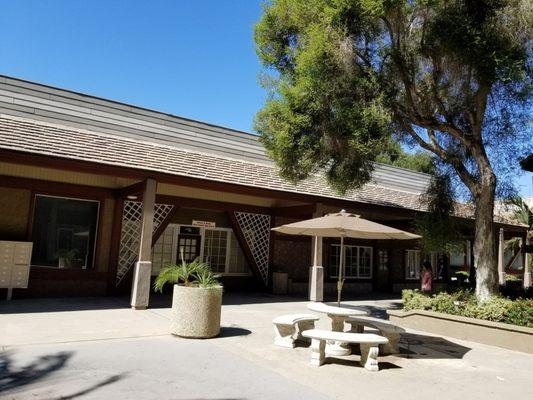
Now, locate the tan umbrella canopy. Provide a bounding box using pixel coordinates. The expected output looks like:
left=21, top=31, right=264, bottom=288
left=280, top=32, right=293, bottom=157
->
left=272, top=210, right=421, bottom=240
left=272, top=210, right=421, bottom=305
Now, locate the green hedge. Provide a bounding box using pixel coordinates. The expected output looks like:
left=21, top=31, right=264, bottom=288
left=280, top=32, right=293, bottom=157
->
left=402, top=289, right=533, bottom=328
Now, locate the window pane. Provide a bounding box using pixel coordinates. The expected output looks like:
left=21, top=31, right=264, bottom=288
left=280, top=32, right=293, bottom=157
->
left=31, top=195, right=99, bottom=269
left=227, top=232, right=250, bottom=274
left=330, top=245, right=372, bottom=278
left=330, top=245, right=340, bottom=277
left=152, top=226, right=175, bottom=276
left=203, top=229, right=227, bottom=273
left=358, top=247, right=372, bottom=278
left=344, top=246, right=357, bottom=277
left=406, top=250, right=421, bottom=279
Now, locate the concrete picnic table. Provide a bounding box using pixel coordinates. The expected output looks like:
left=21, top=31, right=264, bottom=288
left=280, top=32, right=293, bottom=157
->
left=307, top=302, right=368, bottom=356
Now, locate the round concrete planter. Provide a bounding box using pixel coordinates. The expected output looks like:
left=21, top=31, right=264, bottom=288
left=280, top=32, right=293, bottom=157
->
left=170, top=284, right=223, bottom=339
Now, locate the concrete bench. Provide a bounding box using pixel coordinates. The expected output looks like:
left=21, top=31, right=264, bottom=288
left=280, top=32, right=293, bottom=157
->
left=273, top=314, right=320, bottom=348
left=302, top=329, right=388, bottom=371
left=346, top=317, right=405, bottom=354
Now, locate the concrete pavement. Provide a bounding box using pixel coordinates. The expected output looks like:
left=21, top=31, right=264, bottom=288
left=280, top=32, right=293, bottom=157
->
left=1, top=293, right=532, bottom=399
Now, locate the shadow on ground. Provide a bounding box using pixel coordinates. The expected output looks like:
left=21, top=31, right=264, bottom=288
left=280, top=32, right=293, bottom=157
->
left=58, top=374, right=126, bottom=400
left=322, top=355, right=402, bottom=371
left=397, top=332, right=471, bottom=359
left=0, top=350, right=126, bottom=399
left=218, top=326, right=252, bottom=338
left=0, top=291, right=402, bottom=313
left=0, top=296, right=130, bottom=314
left=0, top=350, right=73, bottom=393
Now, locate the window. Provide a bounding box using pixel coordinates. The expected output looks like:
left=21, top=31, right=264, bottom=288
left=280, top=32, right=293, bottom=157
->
left=378, top=250, right=388, bottom=271
left=203, top=229, right=228, bottom=273
left=31, top=195, right=99, bottom=269
left=330, top=245, right=373, bottom=278
left=405, top=250, right=439, bottom=279
left=152, top=226, right=176, bottom=276
left=228, top=232, right=249, bottom=274
left=151, top=225, right=251, bottom=276
left=449, top=241, right=471, bottom=270
left=177, top=225, right=201, bottom=263
left=405, top=250, right=421, bottom=279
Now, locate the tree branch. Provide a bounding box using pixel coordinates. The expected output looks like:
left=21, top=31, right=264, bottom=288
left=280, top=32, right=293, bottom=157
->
left=397, top=118, right=479, bottom=193
left=473, top=84, right=490, bottom=137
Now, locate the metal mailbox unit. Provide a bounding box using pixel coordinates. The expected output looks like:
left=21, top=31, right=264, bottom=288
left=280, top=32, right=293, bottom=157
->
left=0, top=241, right=33, bottom=300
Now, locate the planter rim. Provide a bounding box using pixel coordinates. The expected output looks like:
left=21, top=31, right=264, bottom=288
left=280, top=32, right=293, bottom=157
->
left=388, top=309, right=533, bottom=334
left=173, top=284, right=223, bottom=290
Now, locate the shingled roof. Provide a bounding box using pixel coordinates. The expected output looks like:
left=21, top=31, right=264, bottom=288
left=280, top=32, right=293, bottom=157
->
left=0, top=114, right=525, bottom=228
left=0, top=114, right=423, bottom=209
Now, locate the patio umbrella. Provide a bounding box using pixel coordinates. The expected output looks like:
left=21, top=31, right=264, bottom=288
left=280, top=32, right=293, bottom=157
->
left=272, top=210, right=421, bottom=306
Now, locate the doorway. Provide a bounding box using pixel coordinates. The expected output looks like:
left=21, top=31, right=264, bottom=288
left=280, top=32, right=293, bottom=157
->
left=176, top=226, right=201, bottom=263
left=375, top=249, right=391, bottom=291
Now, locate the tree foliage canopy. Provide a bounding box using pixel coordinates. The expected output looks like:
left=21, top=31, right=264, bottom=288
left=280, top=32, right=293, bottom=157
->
left=415, top=174, right=461, bottom=253
left=254, top=0, right=532, bottom=195
left=376, top=138, right=435, bottom=173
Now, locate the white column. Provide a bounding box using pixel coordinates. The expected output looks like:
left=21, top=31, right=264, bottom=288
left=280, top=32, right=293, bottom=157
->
left=498, top=228, right=506, bottom=286
left=131, top=178, right=157, bottom=310
left=309, top=235, right=324, bottom=302
left=524, top=236, right=531, bottom=289
left=309, top=204, right=324, bottom=302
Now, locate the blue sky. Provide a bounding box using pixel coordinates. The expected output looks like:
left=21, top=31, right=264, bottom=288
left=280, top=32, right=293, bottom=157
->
left=0, top=0, right=531, bottom=197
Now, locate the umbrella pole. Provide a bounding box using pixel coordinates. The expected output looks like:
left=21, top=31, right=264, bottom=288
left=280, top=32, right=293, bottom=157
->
left=337, top=235, right=344, bottom=307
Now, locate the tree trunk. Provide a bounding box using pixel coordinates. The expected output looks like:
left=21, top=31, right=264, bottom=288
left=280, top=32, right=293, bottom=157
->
left=473, top=175, right=498, bottom=301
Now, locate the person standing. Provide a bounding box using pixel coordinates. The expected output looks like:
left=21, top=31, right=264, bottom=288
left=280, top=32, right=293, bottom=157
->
left=421, top=261, right=433, bottom=293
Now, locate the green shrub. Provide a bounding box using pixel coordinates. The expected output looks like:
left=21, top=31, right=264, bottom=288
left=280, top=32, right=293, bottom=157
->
left=429, top=291, right=459, bottom=315
left=473, top=297, right=511, bottom=322
left=506, top=299, right=533, bottom=327
left=402, top=290, right=432, bottom=311
left=402, top=289, right=533, bottom=328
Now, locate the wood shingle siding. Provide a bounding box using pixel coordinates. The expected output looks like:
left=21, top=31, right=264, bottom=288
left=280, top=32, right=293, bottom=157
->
left=0, top=75, right=430, bottom=194
left=0, top=115, right=427, bottom=212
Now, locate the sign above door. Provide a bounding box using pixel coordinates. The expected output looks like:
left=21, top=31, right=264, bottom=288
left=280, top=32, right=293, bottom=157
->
left=192, top=220, right=216, bottom=228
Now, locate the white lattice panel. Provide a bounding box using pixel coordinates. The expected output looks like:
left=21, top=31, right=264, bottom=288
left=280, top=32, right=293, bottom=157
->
left=116, top=201, right=174, bottom=286
left=234, top=212, right=271, bottom=284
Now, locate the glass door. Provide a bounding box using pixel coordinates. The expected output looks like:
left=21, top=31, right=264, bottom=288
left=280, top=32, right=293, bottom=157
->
left=177, top=226, right=201, bottom=263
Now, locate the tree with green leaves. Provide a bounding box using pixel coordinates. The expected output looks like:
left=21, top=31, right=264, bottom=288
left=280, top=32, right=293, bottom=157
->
left=376, top=137, right=435, bottom=173
left=254, top=0, right=532, bottom=301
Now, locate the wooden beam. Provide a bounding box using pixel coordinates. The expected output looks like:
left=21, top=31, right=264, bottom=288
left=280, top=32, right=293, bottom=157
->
left=131, top=178, right=157, bottom=309
left=505, top=247, right=521, bottom=270
left=227, top=211, right=267, bottom=287
left=0, top=149, right=428, bottom=218
left=139, top=179, right=157, bottom=262
left=155, top=194, right=272, bottom=215
left=113, top=180, right=146, bottom=199
left=151, top=205, right=179, bottom=247
left=0, top=174, right=114, bottom=198
left=272, top=204, right=315, bottom=218
left=2, top=149, right=528, bottom=233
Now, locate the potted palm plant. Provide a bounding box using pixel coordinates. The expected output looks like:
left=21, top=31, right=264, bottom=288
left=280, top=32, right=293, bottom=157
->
left=154, top=258, right=222, bottom=338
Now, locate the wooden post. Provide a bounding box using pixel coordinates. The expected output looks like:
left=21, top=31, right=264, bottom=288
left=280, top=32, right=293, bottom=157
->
left=498, top=228, right=505, bottom=286
left=524, top=235, right=531, bottom=289
left=131, top=178, right=157, bottom=310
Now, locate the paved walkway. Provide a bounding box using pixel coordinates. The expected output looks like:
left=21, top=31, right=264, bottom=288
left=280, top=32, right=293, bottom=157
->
left=1, top=293, right=532, bottom=399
